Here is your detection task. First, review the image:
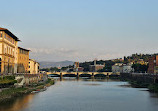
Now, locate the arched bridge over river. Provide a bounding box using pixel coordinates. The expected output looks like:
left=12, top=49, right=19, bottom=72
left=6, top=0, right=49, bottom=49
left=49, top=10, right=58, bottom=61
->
left=47, top=72, right=120, bottom=78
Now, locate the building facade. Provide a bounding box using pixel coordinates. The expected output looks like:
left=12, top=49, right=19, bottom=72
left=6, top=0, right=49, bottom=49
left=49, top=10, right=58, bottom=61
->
left=122, top=65, right=134, bottom=73
left=28, top=59, right=40, bottom=74
left=89, top=60, right=105, bottom=72
left=17, top=47, right=30, bottom=73
left=73, top=62, right=84, bottom=72
left=0, top=28, right=20, bottom=75
left=112, top=64, right=121, bottom=73
left=148, top=55, right=158, bottom=74
left=112, top=63, right=134, bottom=73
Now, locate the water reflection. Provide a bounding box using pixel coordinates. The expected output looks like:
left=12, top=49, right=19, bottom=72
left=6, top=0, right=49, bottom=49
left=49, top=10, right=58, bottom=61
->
left=0, top=94, right=34, bottom=111
left=0, top=78, right=158, bottom=111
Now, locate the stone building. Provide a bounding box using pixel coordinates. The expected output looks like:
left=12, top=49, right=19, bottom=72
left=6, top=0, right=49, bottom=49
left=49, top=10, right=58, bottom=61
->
left=17, top=47, right=30, bottom=73
left=0, top=27, right=20, bottom=75
left=148, top=55, right=158, bottom=74
left=28, top=59, right=40, bottom=74
left=112, top=63, right=134, bottom=73
left=89, top=60, right=105, bottom=72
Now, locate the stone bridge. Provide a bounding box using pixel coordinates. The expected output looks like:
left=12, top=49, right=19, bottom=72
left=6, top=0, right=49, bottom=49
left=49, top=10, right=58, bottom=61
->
left=47, top=72, right=120, bottom=78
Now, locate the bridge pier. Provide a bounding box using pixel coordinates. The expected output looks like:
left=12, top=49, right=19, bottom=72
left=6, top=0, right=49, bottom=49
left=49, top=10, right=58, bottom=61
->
left=107, top=73, right=109, bottom=78
left=60, top=72, right=63, bottom=81
left=91, top=73, right=94, bottom=79
left=77, top=72, right=79, bottom=79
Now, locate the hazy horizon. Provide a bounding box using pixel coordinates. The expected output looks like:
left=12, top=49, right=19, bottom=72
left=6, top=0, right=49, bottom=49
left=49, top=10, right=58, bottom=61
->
left=0, top=0, right=158, bottom=62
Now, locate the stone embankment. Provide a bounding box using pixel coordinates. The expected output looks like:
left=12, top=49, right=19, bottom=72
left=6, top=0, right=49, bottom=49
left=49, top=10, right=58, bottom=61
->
left=0, top=78, right=55, bottom=103
left=120, top=73, right=158, bottom=92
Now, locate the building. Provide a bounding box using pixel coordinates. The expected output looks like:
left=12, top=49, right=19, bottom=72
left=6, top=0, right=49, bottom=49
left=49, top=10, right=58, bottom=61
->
left=73, top=62, right=82, bottom=72
left=148, top=55, right=158, bottom=74
left=73, top=62, right=84, bottom=72
left=0, top=28, right=20, bottom=75
left=122, top=65, right=134, bottom=73
left=74, top=62, right=79, bottom=71
left=89, top=60, right=105, bottom=72
left=112, top=63, right=122, bottom=73
left=112, top=63, right=134, bottom=73
left=28, top=59, right=40, bottom=74
left=17, top=47, right=30, bottom=73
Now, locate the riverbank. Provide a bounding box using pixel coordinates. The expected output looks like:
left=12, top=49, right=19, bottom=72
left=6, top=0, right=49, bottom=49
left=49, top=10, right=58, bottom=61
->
left=0, top=79, right=55, bottom=103
left=130, top=80, right=158, bottom=93
left=121, top=78, right=158, bottom=93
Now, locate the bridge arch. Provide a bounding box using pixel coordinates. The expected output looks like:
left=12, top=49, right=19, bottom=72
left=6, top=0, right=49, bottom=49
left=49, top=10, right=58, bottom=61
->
left=94, top=74, right=106, bottom=77
left=79, top=74, right=91, bottom=77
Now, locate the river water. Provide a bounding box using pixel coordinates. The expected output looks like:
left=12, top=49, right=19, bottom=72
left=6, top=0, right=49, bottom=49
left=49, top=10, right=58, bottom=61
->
left=0, top=78, right=158, bottom=111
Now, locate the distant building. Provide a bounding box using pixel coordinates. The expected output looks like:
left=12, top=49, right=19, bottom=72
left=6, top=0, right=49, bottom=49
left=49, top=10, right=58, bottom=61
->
left=28, top=59, right=40, bottom=74
left=89, top=59, right=105, bottom=72
left=73, top=62, right=84, bottom=72
left=112, top=63, right=123, bottom=73
left=148, top=55, right=158, bottom=74
left=122, top=65, right=134, bottom=73
left=74, top=62, right=79, bottom=68
left=17, top=47, right=30, bottom=73
left=74, top=62, right=79, bottom=71
left=0, top=28, right=20, bottom=75
left=57, top=65, right=61, bottom=70
left=112, top=63, right=134, bottom=73
left=76, top=67, right=84, bottom=72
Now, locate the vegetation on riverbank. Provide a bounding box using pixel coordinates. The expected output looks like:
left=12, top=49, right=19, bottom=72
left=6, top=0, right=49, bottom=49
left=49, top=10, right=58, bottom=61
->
left=148, top=84, right=158, bottom=93
left=0, top=88, right=30, bottom=102
left=0, top=78, right=55, bottom=103
left=121, top=78, right=158, bottom=93
left=129, top=80, right=149, bottom=88
left=0, top=76, right=17, bottom=88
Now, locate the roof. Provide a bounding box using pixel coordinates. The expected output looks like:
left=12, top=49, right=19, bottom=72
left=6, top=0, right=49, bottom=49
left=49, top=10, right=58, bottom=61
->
left=0, top=27, right=20, bottom=41
left=18, top=47, right=30, bottom=51
left=29, top=59, right=40, bottom=64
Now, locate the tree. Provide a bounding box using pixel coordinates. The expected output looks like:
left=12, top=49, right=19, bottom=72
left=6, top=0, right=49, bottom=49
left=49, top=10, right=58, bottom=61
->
left=132, top=63, right=148, bottom=73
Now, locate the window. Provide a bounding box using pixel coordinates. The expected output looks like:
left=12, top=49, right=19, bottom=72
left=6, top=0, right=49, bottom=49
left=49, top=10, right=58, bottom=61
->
left=4, top=34, right=6, bottom=38
left=0, top=31, right=2, bottom=37
left=5, top=48, right=6, bottom=54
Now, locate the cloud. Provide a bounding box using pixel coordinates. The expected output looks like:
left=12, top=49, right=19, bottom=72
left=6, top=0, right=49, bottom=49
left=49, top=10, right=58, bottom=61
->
left=28, top=47, right=82, bottom=61
left=28, top=47, right=78, bottom=54
left=27, top=47, right=132, bottom=62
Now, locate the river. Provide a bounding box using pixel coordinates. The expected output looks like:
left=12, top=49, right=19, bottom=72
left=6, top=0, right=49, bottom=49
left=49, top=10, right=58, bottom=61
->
left=0, top=78, right=158, bottom=111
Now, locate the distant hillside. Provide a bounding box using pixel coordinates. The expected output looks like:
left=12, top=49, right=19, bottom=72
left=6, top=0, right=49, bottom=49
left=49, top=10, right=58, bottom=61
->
left=39, top=61, right=74, bottom=68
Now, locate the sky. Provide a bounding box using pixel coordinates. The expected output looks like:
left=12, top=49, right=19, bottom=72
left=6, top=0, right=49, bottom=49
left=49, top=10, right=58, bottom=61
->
left=0, top=0, right=158, bottom=62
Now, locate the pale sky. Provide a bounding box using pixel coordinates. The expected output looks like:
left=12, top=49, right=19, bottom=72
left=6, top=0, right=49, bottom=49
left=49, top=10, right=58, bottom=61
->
left=0, top=0, right=158, bottom=62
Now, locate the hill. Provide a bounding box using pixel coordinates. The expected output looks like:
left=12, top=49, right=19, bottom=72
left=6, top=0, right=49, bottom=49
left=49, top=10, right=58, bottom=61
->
left=39, top=60, right=74, bottom=68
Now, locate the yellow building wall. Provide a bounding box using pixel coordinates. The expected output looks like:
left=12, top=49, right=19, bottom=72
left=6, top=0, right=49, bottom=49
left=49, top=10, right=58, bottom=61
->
left=28, top=59, right=40, bottom=74
left=17, top=48, right=29, bottom=73
left=0, top=31, right=17, bottom=75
